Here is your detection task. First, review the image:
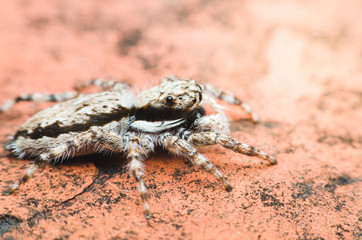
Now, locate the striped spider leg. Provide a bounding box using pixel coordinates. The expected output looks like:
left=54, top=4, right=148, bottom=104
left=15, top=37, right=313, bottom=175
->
left=201, top=82, right=259, bottom=123
left=0, top=78, right=132, bottom=113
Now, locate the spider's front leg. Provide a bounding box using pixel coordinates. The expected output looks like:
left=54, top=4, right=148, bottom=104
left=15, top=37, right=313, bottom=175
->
left=187, top=131, right=277, bottom=165
left=160, top=134, right=233, bottom=192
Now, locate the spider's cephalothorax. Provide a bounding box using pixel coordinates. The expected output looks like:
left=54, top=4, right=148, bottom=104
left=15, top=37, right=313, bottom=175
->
left=1, top=76, right=277, bottom=219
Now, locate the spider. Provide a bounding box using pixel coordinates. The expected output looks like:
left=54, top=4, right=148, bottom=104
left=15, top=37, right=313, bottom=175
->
left=1, top=76, right=277, bottom=219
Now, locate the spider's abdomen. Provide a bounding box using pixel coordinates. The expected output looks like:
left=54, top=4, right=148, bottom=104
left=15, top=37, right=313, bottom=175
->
left=6, top=92, right=132, bottom=159
left=13, top=92, right=130, bottom=140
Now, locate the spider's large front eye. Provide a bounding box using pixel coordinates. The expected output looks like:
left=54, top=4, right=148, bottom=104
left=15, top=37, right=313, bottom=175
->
left=166, top=96, right=174, bottom=105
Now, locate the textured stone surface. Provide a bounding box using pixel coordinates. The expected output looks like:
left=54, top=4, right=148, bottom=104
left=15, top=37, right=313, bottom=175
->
left=0, top=0, right=361, bottom=239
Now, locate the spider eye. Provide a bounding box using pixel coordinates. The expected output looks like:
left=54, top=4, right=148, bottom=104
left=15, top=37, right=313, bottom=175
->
left=192, top=97, right=197, bottom=103
left=166, top=96, right=174, bottom=104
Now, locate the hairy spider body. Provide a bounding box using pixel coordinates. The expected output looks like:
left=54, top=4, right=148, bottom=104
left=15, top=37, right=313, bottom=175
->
left=2, top=76, right=277, bottom=219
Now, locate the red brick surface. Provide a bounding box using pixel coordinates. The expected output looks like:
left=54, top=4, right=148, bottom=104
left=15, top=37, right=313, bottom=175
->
left=0, top=1, right=361, bottom=239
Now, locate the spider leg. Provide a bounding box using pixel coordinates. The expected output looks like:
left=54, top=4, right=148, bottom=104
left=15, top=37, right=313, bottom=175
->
left=126, top=134, right=154, bottom=219
left=201, top=83, right=259, bottom=123
left=5, top=128, right=128, bottom=195
left=201, top=94, right=229, bottom=128
left=187, top=132, right=277, bottom=165
left=160, top=134, right=233, bottom=192
left=75, top=78, right=131, bottom=94
left=0, top=91, right=78, bottom=113
left=4, top=144, right=77, bottom=195
left=5, top=159, right=43, bottom=195
left=90, top=129, right=155, bottom=219
left=5, top=129, right=118, bottom=193
left=4, top=133, right=90, bottom=194
left=1, top=79, right=132, bottom=114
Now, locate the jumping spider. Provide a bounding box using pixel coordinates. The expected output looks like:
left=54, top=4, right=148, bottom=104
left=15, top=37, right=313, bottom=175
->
left=1, top=76, right=277, bottom=219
